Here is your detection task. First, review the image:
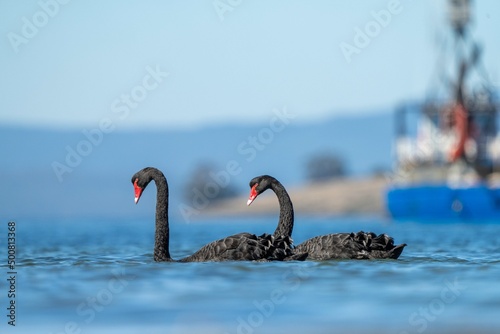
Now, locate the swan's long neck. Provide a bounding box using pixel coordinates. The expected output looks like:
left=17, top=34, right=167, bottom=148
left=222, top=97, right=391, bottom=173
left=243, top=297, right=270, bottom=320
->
left=271, top=181, right=294, bottom=238
left=152, top=171, right=172, bottom=261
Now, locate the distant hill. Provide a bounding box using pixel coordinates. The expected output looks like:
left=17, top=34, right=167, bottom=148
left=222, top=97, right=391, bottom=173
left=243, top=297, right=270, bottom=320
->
left=1, top=112, right=394, bottom=219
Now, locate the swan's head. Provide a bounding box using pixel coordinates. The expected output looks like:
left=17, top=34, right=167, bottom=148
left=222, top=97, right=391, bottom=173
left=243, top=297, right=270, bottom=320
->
left=131, top=167, right=157, bottom=204
left=247, top=175, right=277, bottom=206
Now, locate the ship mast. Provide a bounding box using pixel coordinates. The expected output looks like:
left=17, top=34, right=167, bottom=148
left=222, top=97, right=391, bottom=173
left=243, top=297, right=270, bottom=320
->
left=395, top=0, right=498, bottom=182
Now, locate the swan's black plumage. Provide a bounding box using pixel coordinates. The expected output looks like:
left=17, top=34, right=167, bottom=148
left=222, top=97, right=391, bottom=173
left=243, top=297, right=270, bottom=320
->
left=247, top=174, right=406, bottom=260
left=294, top=232, right=406, bottom=260
left=132, top=167, right=302, bottom=262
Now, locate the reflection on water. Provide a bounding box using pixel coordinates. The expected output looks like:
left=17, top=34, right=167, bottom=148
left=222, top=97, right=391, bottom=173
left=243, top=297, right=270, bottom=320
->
left=3, top=217, right=500, bottom=333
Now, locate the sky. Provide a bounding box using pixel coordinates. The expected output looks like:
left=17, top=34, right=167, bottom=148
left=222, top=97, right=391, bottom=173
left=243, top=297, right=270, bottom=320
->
left=1, top=0, right=499, bottom=130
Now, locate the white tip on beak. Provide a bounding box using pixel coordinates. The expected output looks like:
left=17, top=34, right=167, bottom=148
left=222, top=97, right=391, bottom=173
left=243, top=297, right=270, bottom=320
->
left=247, top=198, right=255, bottom=206
left=134, top=197, right=139, bottom=204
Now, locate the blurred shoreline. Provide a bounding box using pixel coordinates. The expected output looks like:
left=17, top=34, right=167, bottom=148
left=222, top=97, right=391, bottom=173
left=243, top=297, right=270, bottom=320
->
left=200, top=176, right=387, bottom=218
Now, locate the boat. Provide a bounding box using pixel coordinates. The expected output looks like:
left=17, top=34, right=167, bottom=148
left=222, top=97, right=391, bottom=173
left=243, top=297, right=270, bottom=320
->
left=386, top=0, right=500, bottom=220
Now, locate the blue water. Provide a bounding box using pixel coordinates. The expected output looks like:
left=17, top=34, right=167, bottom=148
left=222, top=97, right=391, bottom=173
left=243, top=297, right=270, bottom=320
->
left=2, top=216, right=500, bottom=334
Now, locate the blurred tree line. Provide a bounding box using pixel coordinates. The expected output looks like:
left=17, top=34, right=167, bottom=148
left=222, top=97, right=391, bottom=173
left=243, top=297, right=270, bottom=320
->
left=184, top=152, right=347, bottom=203
left=306, top=151, right=346, bottom=182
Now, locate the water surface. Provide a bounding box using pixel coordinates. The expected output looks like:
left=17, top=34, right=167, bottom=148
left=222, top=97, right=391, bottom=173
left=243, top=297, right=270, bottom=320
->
left=2, top=216, right=500, bottom=333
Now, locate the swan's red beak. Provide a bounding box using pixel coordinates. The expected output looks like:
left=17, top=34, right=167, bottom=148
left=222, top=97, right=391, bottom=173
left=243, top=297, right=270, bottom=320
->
left=133, top=180, right=143, bottom=204
left=247, top=184, right=258, bottom=206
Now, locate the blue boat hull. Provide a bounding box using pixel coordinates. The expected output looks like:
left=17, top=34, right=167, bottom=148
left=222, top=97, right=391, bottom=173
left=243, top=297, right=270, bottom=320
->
left=386, top=185, right=500, bottom=220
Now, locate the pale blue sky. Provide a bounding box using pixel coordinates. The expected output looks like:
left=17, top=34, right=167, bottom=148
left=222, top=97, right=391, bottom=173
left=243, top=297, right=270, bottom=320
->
left=1, top=0, right=499, bottom=129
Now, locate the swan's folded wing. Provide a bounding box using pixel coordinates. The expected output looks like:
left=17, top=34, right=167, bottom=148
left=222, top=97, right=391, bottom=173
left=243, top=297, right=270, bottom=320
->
left=294, top=231, right=406, bottom=260
left=179, top=232, right=276, bottom=262
left=294, top=233, right=361, bottom=260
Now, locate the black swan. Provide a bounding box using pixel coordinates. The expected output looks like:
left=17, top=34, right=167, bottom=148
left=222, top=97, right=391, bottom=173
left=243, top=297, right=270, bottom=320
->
left=132, top=167, right=303, bottom=262
left=246, top=175, right=406, bottom=260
